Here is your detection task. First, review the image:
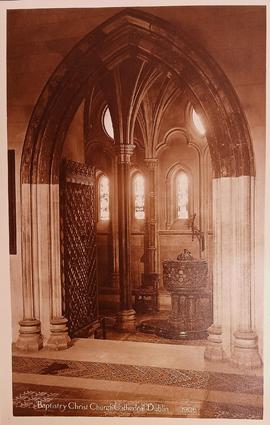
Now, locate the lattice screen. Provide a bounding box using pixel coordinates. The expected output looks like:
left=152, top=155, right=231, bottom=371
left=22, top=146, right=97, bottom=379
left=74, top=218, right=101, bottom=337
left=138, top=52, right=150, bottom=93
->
left=60, top=160, right=97, bottom=337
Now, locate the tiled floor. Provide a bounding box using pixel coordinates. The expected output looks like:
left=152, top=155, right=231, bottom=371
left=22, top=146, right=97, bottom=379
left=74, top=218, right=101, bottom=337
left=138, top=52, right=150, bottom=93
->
left=12, top=336, right=263, bottom=419
left=13, top=354, right=263, bottom=394
left=103, top=311, right=208, bottom=345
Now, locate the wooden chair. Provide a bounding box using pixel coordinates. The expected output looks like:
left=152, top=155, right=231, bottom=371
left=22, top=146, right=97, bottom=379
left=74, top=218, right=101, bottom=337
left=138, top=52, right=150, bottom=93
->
left=133, top=273, right=159, bottom=313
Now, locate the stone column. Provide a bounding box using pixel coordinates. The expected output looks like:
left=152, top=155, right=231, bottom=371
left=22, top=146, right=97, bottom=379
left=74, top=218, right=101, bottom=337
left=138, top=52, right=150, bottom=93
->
left=204, top=178, right=226, bottom=361
left=205, top=176, right=262, bottom=368
left=16, top=184, right=43, bottom=352
left=115, top=144, right=136, bottom=331
left=143, top=158, right=159, bottom=301
left=47, top=184, right=71, bottom=350
left=231, top=176, right=262, bottom=368
left=111, top=157, right=120, bottom=289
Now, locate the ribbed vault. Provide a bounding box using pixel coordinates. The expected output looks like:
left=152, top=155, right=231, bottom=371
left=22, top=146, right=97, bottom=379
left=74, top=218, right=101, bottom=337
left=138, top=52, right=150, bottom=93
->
left=21, top=8, right=254, bottom=184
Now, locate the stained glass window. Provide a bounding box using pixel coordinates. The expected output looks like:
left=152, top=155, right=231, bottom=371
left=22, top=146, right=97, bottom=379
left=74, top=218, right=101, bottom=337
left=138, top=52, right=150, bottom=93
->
left=99, top=175, right=110, bottom=220
left=176, top=172, right=189, bottom=219
left=134, top=174, right=145, bottom=220
left=103, top=106, right=114, bottom=139
left=192, top=108, right=206, bottom=136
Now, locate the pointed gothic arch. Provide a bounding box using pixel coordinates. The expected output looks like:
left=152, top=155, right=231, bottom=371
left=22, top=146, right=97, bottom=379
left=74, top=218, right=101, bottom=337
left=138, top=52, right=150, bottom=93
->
left=18, top=8, right=261, bottom=368
left=21, top=8, right=254, bottom=184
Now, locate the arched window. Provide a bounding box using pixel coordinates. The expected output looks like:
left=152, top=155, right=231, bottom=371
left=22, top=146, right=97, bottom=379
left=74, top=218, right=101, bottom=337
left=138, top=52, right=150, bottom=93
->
left=192, top=108, right=206, bottom=136
left=99, top=175, right=110, bottom=220
left=176, top=171, right=189, bottom=219
left=103, top=106, right=114, bottom=139
left=133, top=173, right=145, bottom=220
left=166, top=165, right=192, bottom=229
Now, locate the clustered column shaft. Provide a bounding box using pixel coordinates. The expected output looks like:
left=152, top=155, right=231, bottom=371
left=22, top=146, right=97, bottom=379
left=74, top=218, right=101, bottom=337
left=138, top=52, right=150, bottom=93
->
left=115, top=144, right=136, bottom=331
left=144, top=158, right=159, bottom=277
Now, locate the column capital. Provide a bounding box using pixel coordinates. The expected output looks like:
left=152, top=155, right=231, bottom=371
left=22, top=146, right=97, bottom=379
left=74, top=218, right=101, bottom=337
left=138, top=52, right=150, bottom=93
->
left=144, top=158, right=158, bottom=168
left=116, top=144, right=135, bottom=164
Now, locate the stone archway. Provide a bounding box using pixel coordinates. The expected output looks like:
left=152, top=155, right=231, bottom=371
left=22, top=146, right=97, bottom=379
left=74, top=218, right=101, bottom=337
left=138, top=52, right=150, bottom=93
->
left=18, top=8, right=261, bottom=367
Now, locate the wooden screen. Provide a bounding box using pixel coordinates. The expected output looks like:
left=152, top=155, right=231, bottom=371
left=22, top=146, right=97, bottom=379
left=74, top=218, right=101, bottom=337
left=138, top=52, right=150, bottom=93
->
left=60, top=159, right=97, bottom=337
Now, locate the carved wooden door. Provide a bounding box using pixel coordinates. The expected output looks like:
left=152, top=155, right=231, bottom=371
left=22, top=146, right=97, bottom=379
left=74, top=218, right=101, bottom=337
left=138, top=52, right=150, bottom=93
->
left=60, top=159, right=97, bottom=337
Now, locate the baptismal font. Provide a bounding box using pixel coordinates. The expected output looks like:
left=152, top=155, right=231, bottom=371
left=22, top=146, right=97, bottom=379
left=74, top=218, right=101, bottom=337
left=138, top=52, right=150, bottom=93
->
left=138, top=249, right=210, bottom=340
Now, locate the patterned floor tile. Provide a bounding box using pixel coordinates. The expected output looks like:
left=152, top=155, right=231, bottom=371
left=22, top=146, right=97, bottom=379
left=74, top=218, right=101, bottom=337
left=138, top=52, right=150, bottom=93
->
left=13, top=356, right=263, bottom=395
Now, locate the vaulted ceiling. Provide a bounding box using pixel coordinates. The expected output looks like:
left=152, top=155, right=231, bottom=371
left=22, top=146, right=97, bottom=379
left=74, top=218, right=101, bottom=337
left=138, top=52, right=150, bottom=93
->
left=20, top=8, right=256, bottom=184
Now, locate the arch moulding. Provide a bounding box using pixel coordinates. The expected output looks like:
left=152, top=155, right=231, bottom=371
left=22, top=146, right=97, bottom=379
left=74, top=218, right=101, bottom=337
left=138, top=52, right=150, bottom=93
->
left=17, top=9, right=261, bottom=368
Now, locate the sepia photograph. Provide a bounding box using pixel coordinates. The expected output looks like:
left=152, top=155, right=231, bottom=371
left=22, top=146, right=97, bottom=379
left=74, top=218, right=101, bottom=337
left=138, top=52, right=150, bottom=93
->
left=1, top=0, right=268, bottom=423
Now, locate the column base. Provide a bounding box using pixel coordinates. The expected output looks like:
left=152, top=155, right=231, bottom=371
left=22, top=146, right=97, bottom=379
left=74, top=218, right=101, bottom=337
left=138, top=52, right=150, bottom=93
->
left=168, top=316, right=185, bottom=328
left=204, top=324, right=227, bottom=361
left=16, top=319, right=43, bottom=352
left=231, top=330, right=262, bottom=369
left=47, top=317, right=71, bottom=350
left=115, top=309, right=136, bottom=332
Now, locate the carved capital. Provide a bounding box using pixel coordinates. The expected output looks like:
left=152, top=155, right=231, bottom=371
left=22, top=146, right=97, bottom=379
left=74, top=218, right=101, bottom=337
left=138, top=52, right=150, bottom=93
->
left=144, top=158, right=158, bottom=169
left=116, top=144, right=135, bottom=164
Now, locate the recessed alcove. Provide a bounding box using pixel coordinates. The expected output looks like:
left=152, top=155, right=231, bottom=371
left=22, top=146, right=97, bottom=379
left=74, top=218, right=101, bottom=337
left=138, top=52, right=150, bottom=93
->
left=7, top=5, right=266, bottom=420
left=7, top=6, right=265, bottom=407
